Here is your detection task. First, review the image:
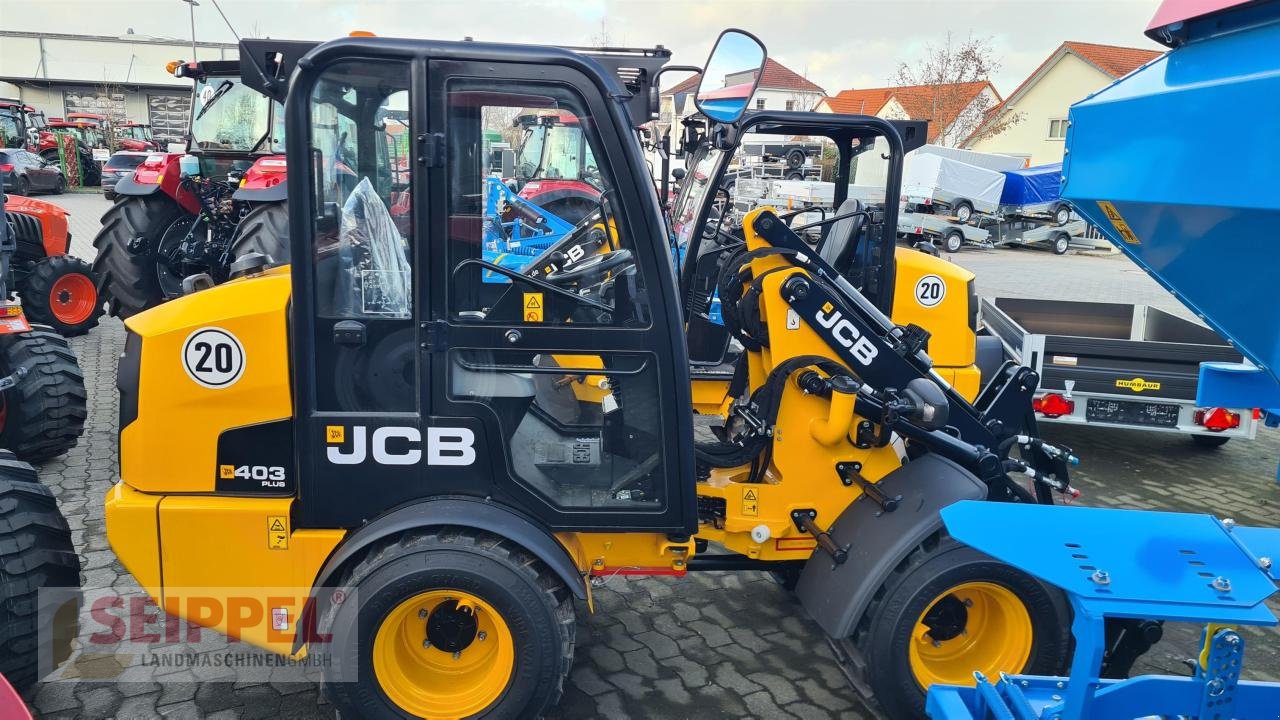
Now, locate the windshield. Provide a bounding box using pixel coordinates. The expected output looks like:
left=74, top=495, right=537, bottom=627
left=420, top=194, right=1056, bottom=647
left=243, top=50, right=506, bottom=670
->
left=121, top=126, right=150, bottom=140
left=190, top=77, right=270, bottom=152
left=0, top=113, right=20, bottom=148
left=514, top=122, right=598, bottom=186
left=671, top=146, right=725, bottom=250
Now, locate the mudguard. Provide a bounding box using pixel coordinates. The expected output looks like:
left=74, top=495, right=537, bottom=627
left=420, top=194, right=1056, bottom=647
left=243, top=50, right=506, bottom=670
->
left=293, top=495, right=586, bottom=652
left=112, top=174, right=163, bottom=197
left=795, top=453, right=986, bottom=638
left=231, top=179, right=287, bottom=202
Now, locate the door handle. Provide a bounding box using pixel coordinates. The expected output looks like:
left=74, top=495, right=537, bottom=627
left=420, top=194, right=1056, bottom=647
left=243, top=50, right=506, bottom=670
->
left=334, top=320, right=366, bottom=346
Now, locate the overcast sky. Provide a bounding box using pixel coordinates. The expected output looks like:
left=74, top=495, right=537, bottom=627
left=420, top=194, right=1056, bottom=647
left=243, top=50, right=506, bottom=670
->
left=0, top=0, right=1165, bottom=95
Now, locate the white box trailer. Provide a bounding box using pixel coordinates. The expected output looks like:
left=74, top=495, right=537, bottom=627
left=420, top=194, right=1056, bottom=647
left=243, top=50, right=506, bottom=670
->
left=901, top=152, right=1007, bottom=221
left=852, top=141, right=1023, bottom=193
left=898, top=210, right=990, bottom=252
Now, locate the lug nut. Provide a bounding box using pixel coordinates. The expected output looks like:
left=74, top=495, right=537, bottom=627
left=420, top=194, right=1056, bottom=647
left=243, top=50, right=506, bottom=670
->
left=422, top=639, right=431, bottom=649
left=418, top=609, right=427, bottom=619
left=478, top=631, right=487, bottom=641
left=1212, top=576, right=1232, bottom=593
left=1090, top=569, right=1110, bottom=585
left=453, top=651, right=462, bottom=660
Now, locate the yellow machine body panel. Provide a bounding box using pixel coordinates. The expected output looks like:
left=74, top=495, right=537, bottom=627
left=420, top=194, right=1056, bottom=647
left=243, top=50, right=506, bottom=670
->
left=106, top=482, right=344, bottom=655
left=120, top=271, right=293, bottom=493
left=890, top=248, right=977, bottom=373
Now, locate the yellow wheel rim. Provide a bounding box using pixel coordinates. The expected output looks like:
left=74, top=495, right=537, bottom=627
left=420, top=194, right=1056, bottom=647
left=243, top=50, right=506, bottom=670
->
left=373, top=590, right=515, bottom=719
left=908, top=581, right=1033, bottom=690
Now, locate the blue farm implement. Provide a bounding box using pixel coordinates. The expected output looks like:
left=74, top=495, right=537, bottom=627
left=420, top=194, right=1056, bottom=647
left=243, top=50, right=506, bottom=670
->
left=926, top=1, right=1280, bottom=717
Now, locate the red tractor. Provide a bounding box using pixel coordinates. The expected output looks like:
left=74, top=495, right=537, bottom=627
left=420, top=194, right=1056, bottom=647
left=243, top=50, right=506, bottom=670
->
left=2, top=194, right=104, bottom=336
left=36, top=119, right=104, bottom=186
left=113, top=121, right=158, bottom=151
left=510, top=110, right=605, bottom=223
left=0, top=101, right=47, bottom=151
left=90, top=50, right=305, bottom=318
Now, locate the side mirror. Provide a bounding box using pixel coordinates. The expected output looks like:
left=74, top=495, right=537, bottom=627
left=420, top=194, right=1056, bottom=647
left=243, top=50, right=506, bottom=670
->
left=695, top=29, right=766, bottom=124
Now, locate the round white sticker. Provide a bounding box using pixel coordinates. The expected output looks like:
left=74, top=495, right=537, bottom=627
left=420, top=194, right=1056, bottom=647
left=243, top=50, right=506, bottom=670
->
left=914, top=274, right=946, bottom=308
left=199, top=85, right=216, bottom=105
left=182, top=327, right=246, bottom=389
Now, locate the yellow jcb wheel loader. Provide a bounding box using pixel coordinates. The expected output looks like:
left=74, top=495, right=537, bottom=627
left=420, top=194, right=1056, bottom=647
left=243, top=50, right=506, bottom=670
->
left=102, top=30, right=1110, bottom=719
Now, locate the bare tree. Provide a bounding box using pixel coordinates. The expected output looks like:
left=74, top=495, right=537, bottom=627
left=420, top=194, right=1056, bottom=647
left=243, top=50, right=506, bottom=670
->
left=785, top=90, right=820, bottom=113
left=589, top=18, right=615, bottom=47
left=892, top=32, right=1022, bottom=146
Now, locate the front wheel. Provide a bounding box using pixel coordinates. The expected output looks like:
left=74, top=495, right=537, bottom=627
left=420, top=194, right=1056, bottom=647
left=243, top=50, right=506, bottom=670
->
left=20, top=256, right=105, bottom=336
left=1054, top=204, right=1071, bottom=226
left=0, top=328, right=88, bottom=461
left=323, top=528, right=576, bottom=719
left=856, top=534, right=1070, bottom=719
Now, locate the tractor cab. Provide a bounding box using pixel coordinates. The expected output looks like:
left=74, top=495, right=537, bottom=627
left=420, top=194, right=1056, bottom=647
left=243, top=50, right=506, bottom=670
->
left=0, top=102, right=46, bottom=151
left=114, top=122, right=157, bottom=151
left=170, top=58, right=290, bottom=178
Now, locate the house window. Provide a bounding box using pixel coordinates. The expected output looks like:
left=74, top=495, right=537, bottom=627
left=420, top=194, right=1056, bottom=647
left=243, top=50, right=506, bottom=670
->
left=1048, top=118, right=1068, bottom=140
left=756, top=98, right=766, bottom=110
left=785, top=100, right=795, bottom=111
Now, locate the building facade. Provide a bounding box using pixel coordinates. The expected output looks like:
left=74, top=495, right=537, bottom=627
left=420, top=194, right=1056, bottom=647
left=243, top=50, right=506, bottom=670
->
left=0, top=30, right=237, bottom=146
left=963, top=42, right=1162, bottom=165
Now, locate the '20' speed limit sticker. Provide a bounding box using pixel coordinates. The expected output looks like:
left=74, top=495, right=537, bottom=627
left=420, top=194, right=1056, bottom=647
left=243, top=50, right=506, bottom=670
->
left=914, top=274, right=946, bottom=308
left=182, top=327, right=246, bottom=389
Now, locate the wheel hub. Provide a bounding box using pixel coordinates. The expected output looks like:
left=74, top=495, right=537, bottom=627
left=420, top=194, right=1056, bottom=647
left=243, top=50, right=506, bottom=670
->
left=425, top=598, right=479, bottom=653
left=921, top=594, right=969, bottom=642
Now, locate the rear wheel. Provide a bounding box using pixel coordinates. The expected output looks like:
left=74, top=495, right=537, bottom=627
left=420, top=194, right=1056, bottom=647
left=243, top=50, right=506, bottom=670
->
left=943, top=230, right=964, bottom=253
left=0, top=466, right=80, bottom=693
left=1052, top=233, right=1070, bottom=255
left=91, top=194, right=187, bottom=319
left=20, top=256, right=104, bottom=336
left=785, top=148, right=806, bottom=168
left=1054, top=204, right=1071, bottom=226
left=0, top=328, right=87, bottom=462
left=228, top=202, right=290, bottom=266
left=1191, top=434, right=1230, bottom=448
left=953, top=202, right=973, bottom=223
left=856, top=534, right=1070, bottom=719
left=14, top=177, right=30, bottom=196
left=52, top=176, right=66, bottom=195
left=323, top=527, right=575, bottom=719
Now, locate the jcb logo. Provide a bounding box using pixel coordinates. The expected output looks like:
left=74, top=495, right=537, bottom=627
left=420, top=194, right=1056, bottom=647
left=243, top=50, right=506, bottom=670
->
left=325, top=425, right=476, bottom=466
left=814, top=303, right=878, bottom=366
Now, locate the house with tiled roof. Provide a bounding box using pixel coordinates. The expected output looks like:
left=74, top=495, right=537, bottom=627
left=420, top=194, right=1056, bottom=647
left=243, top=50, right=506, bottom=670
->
left=964, top=41, right=1163, bottom=164
left=817, top=81, right=1000, bottom=146
left=657, top=57, right=825, bottom=135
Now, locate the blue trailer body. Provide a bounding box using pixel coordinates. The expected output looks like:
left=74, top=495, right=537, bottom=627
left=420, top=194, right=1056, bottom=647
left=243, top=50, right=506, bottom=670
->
left=998, top=163, right=1061, bottom=207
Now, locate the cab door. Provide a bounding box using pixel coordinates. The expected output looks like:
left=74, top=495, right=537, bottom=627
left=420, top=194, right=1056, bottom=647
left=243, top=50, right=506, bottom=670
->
left=424, top=59, right=694, bottom=533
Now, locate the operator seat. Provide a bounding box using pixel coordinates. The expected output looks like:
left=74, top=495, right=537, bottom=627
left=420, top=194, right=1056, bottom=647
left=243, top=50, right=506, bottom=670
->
left=817, top=198, right=865, bottom=276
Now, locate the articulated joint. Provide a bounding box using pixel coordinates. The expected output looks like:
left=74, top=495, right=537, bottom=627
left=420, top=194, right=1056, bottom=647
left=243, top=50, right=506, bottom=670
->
left=810, top=374, right=858, bottom=446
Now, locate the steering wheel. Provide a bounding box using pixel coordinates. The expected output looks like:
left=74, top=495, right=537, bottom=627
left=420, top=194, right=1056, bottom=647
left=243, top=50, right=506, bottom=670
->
left=517, top=161, right=536, bottom=179
left=543, top=249, right=633, bottom=286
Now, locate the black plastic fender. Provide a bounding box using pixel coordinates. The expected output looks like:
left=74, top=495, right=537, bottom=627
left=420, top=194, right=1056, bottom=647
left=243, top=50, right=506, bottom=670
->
left=293, top=495, right=586, bottom=652
left=794, top=453, right=986, bottom=638
left=231, top=179, right=288, bottom=202
left=112, top=175, right=161, bottom=197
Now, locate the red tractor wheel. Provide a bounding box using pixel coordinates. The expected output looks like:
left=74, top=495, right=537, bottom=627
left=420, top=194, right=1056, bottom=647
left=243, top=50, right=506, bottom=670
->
left=21, top=256, right=105, bottom=336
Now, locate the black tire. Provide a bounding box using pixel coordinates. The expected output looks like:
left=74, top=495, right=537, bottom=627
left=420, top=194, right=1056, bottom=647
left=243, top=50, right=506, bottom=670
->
left=953, top=202, right=973, bottom=223
left=1054, top=204, right=1071, bottom=226
left=20, top=256, right=105, bottom=336
left=14, top=177, right=30, bottom=196
left=943, top=230, right=964, bottom=254
left=92, top=194, right=187, bottom=319
left=1191, top=434, right=1230, bottom=448
left=323, top=527, right=576, bottom=719
left=228, top=202, right=291, bottom=266
left=1052, top=233, right=1070, bottom=255
left=52, top=176, right=66, bottom=195
left=0, top=467, right=81, bottom=693
left=786, top=171, right=805, bottom=181
left=541, top=197, right=595, bottom=226
left=0, top=328, right=87, bottom=462
left=785, top=148, right=805, bottom=169
left=855, top=533, right=1071, bottom=719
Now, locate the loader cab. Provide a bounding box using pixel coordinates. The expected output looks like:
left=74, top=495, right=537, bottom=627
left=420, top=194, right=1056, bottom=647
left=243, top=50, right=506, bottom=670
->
left=274, top=33, right=764, bottom=532
left=673, top=111, right=926, bottom=366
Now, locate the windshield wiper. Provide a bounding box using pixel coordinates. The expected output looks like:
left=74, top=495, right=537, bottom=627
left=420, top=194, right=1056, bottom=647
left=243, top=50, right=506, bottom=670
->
left=194, top=81, right=235, bottom=122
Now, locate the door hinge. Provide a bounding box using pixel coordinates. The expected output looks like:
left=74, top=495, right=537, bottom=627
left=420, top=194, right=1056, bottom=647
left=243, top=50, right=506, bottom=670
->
left=420, top=320, right=449, bottom=351
left=419, top=132, right=446, bottom=168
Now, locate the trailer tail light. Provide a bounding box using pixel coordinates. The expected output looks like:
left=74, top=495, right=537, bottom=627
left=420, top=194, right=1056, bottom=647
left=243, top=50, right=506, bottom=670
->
left=1033, top=393, right=1075, bottom=418
left=1194, top=407, right=1240, bottom=432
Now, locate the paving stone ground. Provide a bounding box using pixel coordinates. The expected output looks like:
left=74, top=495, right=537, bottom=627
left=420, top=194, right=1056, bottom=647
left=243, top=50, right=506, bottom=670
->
left=20, top=192, right=1280, bottom=718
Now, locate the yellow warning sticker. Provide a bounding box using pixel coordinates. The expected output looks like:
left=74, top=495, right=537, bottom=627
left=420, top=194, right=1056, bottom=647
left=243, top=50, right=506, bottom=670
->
left=1097, top=201, right=1141, bottom=245
left=524, top=293, right=544, bottom=323
left=741, top=488, right=759, bottom=517
left=1116, top=377, right=1161, bottom=393
left=268, top=516, right=289, bottom=550
left=219, top=464, right=235, bottom=479
left=325, top=425, right=345, bottom=444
